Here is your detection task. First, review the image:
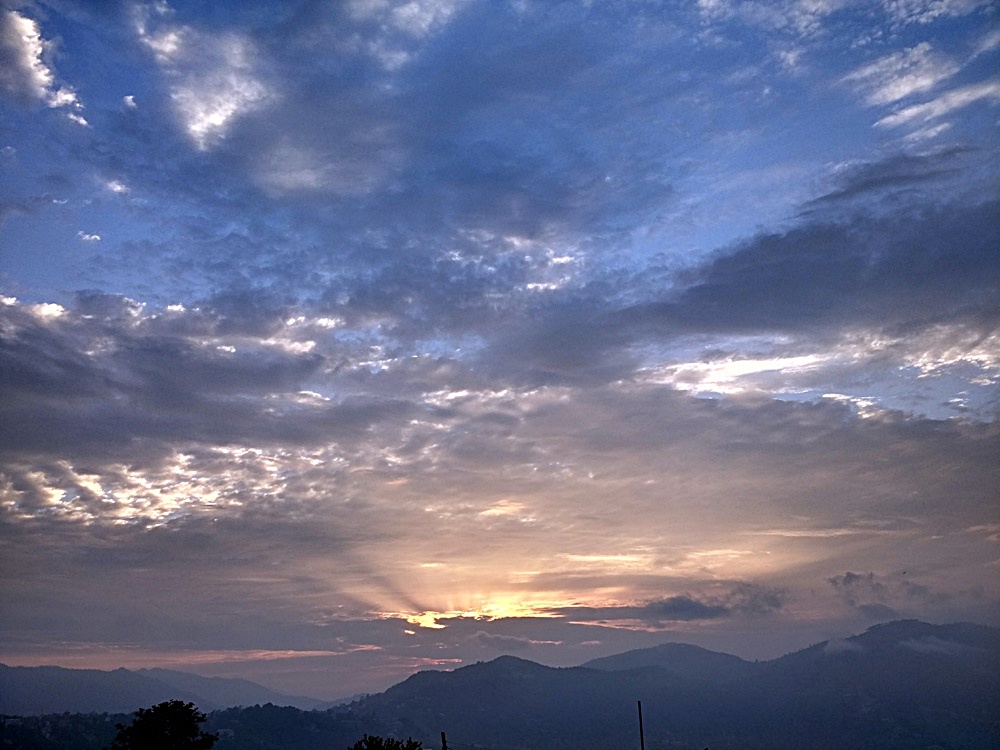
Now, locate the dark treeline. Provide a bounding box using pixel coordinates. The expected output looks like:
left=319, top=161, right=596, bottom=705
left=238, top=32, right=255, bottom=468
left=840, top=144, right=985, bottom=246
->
left=0, top=704, right=376, bottom=750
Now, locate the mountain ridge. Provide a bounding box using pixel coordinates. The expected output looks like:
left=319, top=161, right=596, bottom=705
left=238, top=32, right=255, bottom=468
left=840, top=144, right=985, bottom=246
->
left=0, top=663, right=330, bottom=715
left=3, top=620, right=998, bottom=749
left=348, top=619, right=999, bottom=749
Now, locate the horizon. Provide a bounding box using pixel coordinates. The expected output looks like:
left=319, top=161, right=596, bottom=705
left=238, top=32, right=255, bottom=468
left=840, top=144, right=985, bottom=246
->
left=1, top=1, right=998, bottom=701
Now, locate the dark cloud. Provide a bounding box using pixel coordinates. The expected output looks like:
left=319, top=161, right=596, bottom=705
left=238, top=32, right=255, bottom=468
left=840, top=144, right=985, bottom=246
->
left=0, top=298, right=420, bottom=472
left=623, top=197, right=1000, bottom=338
left=802, top=147, right=977, bottom=210
left=827, top=571, right=954, bottom=620
left=464, top=191, right=999, bottom=386
left=479, top=300, right=636, bottom=386
left=551, top=585, right=786, bottom=625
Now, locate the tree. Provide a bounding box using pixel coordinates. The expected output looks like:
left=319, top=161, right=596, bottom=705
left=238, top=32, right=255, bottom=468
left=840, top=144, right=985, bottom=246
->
left=107, top=700, right=218, bottom=750
left=347, top=733, right=423, bottom=750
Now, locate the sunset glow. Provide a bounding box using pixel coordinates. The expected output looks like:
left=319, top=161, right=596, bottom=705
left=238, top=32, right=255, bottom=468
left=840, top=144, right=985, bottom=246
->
left=1, top=0, right=997, bottom=701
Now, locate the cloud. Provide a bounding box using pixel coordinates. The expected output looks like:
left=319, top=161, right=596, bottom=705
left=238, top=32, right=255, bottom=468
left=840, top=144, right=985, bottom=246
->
left=552, top=585, right=786, bottom=626
left=881, top=0, right=991, bottom=26
left=1, top=0, right=998, bottom=697
left=466, top=631, right=539, bottom=652
left=822, top=638, right=865, bottom=654
left=827, top=571, right=949, bottom=619
left=628, top=197, right=999, bottom=339
left=0, top=295, right=411, bottom=479
left=0, top=193, right=63, bottom=226
left=902, top=635, right=986, bottom=656
left=696, top=0, right=850, bottom=37
left=844, top=43, right=959, bottom=105
left=134, top=2, right=273, bottom=150
left=875, top=78, right=1000, bottom=128
left=804, top=148, right=971, bottom=208
left=453, top=150, right=997, bottom=393
left=0, top=9, right=85, bottom=121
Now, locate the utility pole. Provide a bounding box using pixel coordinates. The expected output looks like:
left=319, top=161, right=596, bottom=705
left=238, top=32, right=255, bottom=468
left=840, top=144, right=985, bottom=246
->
left=441, top=731, right=448, bottom=750
left=637, top=700, right=645, bottom=750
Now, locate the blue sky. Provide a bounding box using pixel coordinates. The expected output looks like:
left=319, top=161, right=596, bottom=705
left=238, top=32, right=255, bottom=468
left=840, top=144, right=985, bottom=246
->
left=1, top=0, right=998, bottom=699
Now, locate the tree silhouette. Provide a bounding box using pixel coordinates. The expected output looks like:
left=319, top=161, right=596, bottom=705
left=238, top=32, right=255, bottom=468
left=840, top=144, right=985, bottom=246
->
left=347, top=733, right=423, bottom=750
left=107, top=700, right=218, bottom=750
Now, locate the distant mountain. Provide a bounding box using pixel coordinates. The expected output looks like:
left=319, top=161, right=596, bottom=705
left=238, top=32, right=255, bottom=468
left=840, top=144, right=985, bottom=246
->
left=350, top=620, right=1000, bottom=750
left=581, top=640, right=754, bottom=682
left=2, top=621, right=998, bottom=750
left=356, top=653, right=740, bottom=749
left=0, top=664, right=328, bottom=715
left=136, top=669, right=329, bottom=711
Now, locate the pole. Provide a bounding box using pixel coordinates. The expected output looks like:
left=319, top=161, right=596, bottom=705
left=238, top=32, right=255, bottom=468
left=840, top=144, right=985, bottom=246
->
left=441, top=731, right=447, bottom=750
left=637, top=700, right=645, bottom=750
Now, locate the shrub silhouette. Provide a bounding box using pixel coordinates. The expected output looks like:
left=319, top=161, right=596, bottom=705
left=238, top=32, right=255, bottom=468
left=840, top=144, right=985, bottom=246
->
left=107, top=699, right=218, bottom=749
left=347, top=733, right=423, bottom=750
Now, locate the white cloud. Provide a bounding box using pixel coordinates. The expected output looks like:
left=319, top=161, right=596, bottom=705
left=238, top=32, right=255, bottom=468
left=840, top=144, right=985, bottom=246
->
left=254, top=133, right=398, bottom=196
left=0, top=10, right=85, bottom=122
left=135, top=3, right=273, bottom=150
left=876, top=78, right=1000, bottom=127
left=902, top=121, right=952, bottom=143
left=347, top=0, right=467, bottom=37
left=904, top=324, right=1000, bottom=378
left=821, top=392, right=885, bottom=418
left=972, top=28, right=1000, bottom=57
left=696, top=0, right=850, bottom=37
left=0, top=10, right=57, bottom=103
left=641, top=354, right=827, bottom=395
left=76, top=231, right=101, bottom=242
left=390, top=0, right=467, bottom=36
left=845, top=43, right=959, bottom=105
left=882, top=0, right=989, bottom=26
left=345, top=0, right=469, bottom=69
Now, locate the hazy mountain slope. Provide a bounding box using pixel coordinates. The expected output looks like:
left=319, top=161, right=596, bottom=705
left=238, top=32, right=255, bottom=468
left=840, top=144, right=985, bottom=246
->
left=0, top=665, right=204, bottom=716
left=746, top=619, right=1000, bottom=748
left=0, top=664, right=325, bottom=715
left=136, top=668, right=328, bottom=710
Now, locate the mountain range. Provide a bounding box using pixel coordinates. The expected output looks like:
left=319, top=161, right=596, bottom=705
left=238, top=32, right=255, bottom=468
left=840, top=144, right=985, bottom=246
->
left=0, top=664, right=331, bottom=715
left=2, top=620, right=998, bottom=750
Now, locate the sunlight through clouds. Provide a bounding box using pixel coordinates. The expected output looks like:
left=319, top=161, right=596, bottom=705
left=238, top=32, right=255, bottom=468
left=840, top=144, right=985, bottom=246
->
left=0, top=0, right=997, bottom=700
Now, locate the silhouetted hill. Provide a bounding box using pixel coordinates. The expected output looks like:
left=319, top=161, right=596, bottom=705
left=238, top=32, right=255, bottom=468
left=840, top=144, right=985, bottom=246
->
left=0, top=664, right=326, bottom=715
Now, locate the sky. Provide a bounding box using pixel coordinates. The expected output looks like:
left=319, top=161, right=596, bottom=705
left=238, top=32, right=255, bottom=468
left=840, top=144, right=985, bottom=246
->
left=0, top=0, right=998, bottom=701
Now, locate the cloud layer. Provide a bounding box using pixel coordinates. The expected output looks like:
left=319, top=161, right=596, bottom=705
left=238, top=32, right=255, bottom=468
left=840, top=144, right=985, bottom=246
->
left=0, top=0, right=997, bottom=698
